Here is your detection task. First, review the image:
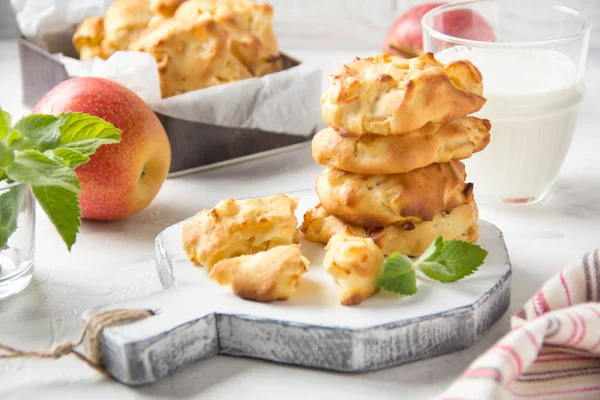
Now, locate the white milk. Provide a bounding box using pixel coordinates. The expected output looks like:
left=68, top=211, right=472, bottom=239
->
left=436, top=47, right=583, bottom=204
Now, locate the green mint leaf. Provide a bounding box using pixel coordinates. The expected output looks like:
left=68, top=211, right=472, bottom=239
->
left=4, top=150, right=82, bottom=250
left=415, top=235, right=444, bottom=265
left=419, top=261, right=462, bottom=283
left=0, top=140, right=14, bottom=167
left=54, top=113, right=121, bottom=156
left=0, top=184, right=23, bottom=250
left=375, top=253, right=418, bottom=295
left=46, top=148, right=90, bottom=169
left=12, top=114, right=62, bottom=151
left=6, top=129, right=26, bottom=150
left=31, top=185, right=80, bottom=251
left=12, top=113, right=121, bottom=155
left=417, top=238, right=488, bottom=283
left=5, top=150, right=80, bottom=192
left=0, top=108, right=11, bottom=139
left=2, top=112, right=120, bottom=251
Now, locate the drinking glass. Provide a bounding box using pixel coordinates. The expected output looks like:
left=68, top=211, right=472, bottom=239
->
left=0, top=182, right=35, bottom=300
left=422, top=0, right=591, bottom=205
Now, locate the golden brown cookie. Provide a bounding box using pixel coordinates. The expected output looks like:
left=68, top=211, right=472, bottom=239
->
left=174, top=0, right=282, bottom=76
left=101, top=0, right=159, bottom=59
left=316, top=161, right=473, bottom=227
left=150, top=0, right=187, bottom=16
left=130, top=17, right=252, bottom=98
left=321, top=52, right=486, bottom=136
left=73, top=16, right=106, bottom=61
left=73, top=0, right=283, bottom=95
left=300, top=202, right=479, bottom=257
left=324, top=228, right=384, bottom=306
left=182, top=194, right=299, bottom=269
left=209, top=244, right=309, bottom=302
left=312, top=117, right=491, bottom=174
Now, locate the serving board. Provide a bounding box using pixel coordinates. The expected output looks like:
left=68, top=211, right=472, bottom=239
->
left=84, top=190, right=511, bottom=386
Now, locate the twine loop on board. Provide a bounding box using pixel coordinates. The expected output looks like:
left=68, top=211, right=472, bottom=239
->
left=0, top=308, right=154, bottom=378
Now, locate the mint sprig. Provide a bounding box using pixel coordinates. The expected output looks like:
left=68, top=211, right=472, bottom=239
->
left=418, top=236, right=488, bottom=282
left=0, top=109, right=122, bottom=250
left=47, top=148, right=91, bottom=168
left=376, top=236, right=488, bottom=294
left=10, top=113, right=121, bottom=154
left=375, top=253, right=418, bottom=295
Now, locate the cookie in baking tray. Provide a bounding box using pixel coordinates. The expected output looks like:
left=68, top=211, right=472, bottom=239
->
left=131, top=17, right=253, bottom=97
left=175, top=0, right=283, bottom=76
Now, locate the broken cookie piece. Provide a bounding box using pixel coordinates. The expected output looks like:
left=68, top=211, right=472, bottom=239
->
left=182, top=194, right=299, bottom=270
left=209, top=244, right=309, bottom=302
left=324, top=228, right=385, bottom=306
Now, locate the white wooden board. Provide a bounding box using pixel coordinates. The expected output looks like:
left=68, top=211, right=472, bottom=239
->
left=85, top=190, right=511, bottom=385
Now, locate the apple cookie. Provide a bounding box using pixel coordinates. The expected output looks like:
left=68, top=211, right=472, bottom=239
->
left=150, top=0, right=188, bottom=17
left=301, top=202, right=479, bottom=258
left=320, top=52, right=486, bottom=135
left=73, top=0, right=283, bottom=95
left=209, top=244, right=309, bottom=302
left=312, top=117, right=491, bottom=174
left=73, top=16, right=106, bottom=61
left=100, top=0, right=162, bottom=59
left=131, top=17, right=252, bottom=98
left=174, top=0, right=282, bottom=77
left=182, top=194, right=299, bottom=269
left=74, top=0, right=174, bottom=61
left=316, top=161, right=473, bottom=227
left=324, top=228, right=384, bottom=306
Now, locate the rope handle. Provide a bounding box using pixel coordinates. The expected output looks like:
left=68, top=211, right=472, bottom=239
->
left=0, top=309, right=154, bottom=378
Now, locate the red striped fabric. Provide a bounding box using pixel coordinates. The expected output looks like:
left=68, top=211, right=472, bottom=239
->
left=438, top=249, right=600, bottom=399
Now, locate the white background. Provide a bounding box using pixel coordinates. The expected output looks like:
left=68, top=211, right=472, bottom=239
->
left=2, top=1, right=599, bottom=49
left=267, top=0, right=599, bottom=49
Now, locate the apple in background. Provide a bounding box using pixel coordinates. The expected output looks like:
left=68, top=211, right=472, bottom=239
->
left=384, top=3, right=446, bottom=57
left=384, top=2, right=496, bottom=57
left=33, top=77, right=171, bottom=220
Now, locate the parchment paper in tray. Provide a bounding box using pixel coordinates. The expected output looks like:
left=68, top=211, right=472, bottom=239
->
left=60, top=53, right=322, bottom=137
left=10, top=0, right=323, bottom=138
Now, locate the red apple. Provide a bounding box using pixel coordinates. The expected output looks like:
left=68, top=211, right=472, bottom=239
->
left=33, top=77, right=171, bottom=220
left=384, top=3, right=446, bottom=57
left=384, top=2, right=496, bottom=57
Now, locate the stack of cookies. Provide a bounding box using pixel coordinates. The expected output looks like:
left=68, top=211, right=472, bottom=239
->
left=302, top=53, right=491, bottom=257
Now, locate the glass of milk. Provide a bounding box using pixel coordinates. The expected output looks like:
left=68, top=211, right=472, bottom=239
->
left=422, top=0, right=591, bottom=206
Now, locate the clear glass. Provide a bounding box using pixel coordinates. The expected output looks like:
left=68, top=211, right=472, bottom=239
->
left=422, top=0, right=591, bottom=206
left=0, top=182, right=35, bottom=300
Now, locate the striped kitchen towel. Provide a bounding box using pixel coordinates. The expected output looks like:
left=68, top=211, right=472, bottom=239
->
left=438, top=249, right=600, bottom=400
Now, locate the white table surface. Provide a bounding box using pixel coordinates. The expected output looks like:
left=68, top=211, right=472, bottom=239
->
left=0, top=40, right=599, bottom=400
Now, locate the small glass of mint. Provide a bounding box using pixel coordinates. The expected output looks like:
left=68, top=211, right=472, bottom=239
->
left=0, top=182, right=34, bottom=299
left=0, top=108, right=121, bottom=299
